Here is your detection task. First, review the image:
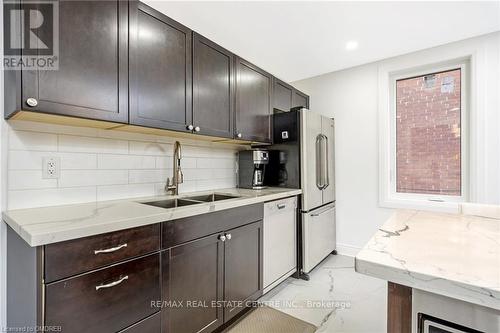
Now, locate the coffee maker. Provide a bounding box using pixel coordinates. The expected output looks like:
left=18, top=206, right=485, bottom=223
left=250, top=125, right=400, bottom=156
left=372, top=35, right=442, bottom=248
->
left=238, top=150, right=269, bottom=189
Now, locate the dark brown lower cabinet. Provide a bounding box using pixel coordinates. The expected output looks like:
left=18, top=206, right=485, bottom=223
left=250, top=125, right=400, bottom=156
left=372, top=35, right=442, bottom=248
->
left=162, top=220, right=263, bottom=333
left=119, top=313, right=161, bottom=333
left=162, top=233, right=224, bottom=333
left=45, top=253, right=160, bottom=333
left=7, top=203, right=267, bottom=333
left=224, top=221, right=263, bottom=322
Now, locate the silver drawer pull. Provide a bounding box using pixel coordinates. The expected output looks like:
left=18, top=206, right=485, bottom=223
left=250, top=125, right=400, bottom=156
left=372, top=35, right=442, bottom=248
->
left=95, top=275, right=129, bottom=291
left=94, top=243, right=127, bottom=255
left=277, top=203, right=286, bottom=209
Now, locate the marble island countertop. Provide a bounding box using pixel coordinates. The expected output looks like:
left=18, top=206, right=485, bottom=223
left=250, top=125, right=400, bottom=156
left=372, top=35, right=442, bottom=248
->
left=3, top=187, right=301, bottom=247
left=355, top=209, right=500, bottom=310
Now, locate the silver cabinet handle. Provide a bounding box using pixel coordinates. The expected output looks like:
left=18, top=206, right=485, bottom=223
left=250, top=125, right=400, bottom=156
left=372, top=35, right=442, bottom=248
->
left=26, top=98, right=38, bottom=107
left=95, top=275, right=129, bottom=291
left=237, top=133, right=242, bottom=138
left=194, top=126, right=200, bottom=132
left=277, top=203, right=286, bottom=209
left=219, top=235, right=226, bottom=242
left=226, top=233, right=232, bottom=240
left=187, top=124, right=194, bottom=130
left=94, top=243, right=127, bottom=255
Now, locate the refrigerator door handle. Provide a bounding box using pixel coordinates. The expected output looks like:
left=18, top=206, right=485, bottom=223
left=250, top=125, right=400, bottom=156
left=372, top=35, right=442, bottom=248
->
left=311, top=204, right=335, bottom=217
left=322, top=135, right=329, bottom=189
left=315, top=134, right=324, bottom=189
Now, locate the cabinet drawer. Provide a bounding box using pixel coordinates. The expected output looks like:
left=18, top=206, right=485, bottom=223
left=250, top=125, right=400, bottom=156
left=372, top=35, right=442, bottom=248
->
left=162, top=204, right=263, bottom=249
left=45, top=253, right=160, bottom=333
left=119, top=312, right=161, bottom=333
left=45, top=224, right=160, bottom=282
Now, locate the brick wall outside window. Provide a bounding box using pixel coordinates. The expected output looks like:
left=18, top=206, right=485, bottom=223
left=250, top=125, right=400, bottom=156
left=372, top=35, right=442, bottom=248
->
left=396, top=68, right=461, bottom=196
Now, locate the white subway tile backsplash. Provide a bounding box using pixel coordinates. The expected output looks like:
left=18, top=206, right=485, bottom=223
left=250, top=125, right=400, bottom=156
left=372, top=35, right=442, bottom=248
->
left=8, top=187, right=96, bottom=210
left=129, top=141, right=172, bottom=156
left=212, top=168, right=235, bottom=179
left=129, top=169, right=170, bottom=184
left=8, top=171, right=58, bottom=190
left=59, top=170, right=129, bottom=187
left=175, top=180, right=197, bottom=194
left=97, top=184, right=155, bottom=201
left=8, top=151, right=44, bottom=170
left=59, top=153, right=98, bottom=170
left=98, top=154, right=155, bottom=170
left=154, top=156, right=174, bottom=169
left=8, top=151, right=97, bottom=170
left=7, top=122, right=242, bottom=209
left=59, top=135, right=128, bottom=154
left=9, top=130, right=58, bottom=151
left=212, top=158, right=236, bottom=169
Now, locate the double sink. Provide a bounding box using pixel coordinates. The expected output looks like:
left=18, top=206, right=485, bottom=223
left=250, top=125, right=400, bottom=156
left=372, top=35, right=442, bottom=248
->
left=141, top=193, right=239, bottom=209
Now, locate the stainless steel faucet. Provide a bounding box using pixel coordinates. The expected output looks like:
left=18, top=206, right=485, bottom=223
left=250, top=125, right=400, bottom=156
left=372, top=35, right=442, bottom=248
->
left=165, top=141, right=183, bottom=195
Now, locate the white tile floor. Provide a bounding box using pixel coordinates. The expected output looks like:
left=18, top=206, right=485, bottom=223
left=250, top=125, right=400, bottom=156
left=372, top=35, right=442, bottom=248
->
left=259, top=254, right=387, bottom=333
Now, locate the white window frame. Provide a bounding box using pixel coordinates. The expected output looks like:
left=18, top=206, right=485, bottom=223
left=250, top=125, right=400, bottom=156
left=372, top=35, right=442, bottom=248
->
left=379, top=58, right=470, bottom=212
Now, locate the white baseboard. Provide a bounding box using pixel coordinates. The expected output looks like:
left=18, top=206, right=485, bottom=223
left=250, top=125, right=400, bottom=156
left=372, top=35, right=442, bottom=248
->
left=336, top=243, right=361, bottom=257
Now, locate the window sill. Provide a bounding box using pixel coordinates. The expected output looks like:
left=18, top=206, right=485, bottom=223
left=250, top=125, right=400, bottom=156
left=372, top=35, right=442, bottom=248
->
left=379, top=197, right=461, bottom=213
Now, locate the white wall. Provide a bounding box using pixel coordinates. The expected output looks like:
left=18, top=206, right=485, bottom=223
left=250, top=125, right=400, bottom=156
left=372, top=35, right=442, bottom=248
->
left=5, top=121, right=242, bottom=210
left=292, top=32, right=500, bottom=255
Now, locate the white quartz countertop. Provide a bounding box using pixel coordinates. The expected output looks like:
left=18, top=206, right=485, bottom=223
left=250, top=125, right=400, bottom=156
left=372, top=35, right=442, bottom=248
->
left=355, top=210, right=500, bottom=310
left=3, top=187, right=301, bottom=247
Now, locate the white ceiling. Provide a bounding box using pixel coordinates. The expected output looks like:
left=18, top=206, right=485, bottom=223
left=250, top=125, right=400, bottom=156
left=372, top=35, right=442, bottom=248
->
left=145, top=1, right=500, bottom=82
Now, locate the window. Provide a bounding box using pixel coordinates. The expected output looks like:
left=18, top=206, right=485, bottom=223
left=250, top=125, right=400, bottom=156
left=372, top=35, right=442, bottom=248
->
left=383, top=61, right=468, bottom=209
left=396, top=68, right=462, bottom=196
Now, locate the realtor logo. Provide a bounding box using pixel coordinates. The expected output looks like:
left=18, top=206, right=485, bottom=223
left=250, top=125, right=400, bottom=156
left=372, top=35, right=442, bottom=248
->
left=3, top=0, right=59, bottom=70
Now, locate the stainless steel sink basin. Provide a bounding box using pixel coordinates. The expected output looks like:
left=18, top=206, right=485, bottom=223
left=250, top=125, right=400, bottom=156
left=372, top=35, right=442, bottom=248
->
left=141, top=193, right=240, bottom=209
left=182, top=193, right=239, bottom=202
left=141, top=198, right=200, bottom=209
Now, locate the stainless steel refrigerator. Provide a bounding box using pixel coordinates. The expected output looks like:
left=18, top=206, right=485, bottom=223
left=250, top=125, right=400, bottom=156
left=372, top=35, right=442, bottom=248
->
left=267, top=109, right=336, bottom=277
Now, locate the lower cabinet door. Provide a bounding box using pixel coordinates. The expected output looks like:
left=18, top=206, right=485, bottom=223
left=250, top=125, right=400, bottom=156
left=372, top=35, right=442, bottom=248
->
left=119, top=313, right=161, bottom=333
left=224, top=221, right=263, bottom=322
left=162, top=233, right=224, bottom=333
left=45, top=253, right=160, bottom=333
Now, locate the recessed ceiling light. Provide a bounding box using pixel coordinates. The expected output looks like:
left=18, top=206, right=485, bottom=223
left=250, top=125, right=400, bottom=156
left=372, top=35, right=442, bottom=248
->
left=345, top=40, right=359, bottom=51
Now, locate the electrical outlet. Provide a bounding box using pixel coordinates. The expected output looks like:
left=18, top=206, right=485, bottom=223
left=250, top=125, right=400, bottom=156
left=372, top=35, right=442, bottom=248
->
left=43, top=156, right=60, bottom=179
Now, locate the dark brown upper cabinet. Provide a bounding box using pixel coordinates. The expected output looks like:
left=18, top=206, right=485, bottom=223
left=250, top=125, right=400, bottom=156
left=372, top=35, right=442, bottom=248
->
left=235, top=57, right=273, bottom=143
left=192, top=33, right=234, bottom=139
left=273, top=78, right=294, bottom=112
left=129, top=2, right=192, bottom=132
left=11, top=1, right=129, bottom=123
left=293, top=89, right=310, bottom=109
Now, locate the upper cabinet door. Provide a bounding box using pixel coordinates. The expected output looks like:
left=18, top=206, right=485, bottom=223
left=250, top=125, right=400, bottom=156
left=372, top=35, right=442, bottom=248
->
left=235, top=58, right=272, bottom=143
left=292, top=90, right=309, bottom=109
left=21, top=1, right=129, bottom=123
left=129, top=2, right=192, bottom=132
left=192, top=33, right=234, bottom=138
left=273, top=78, right=293, bottom=112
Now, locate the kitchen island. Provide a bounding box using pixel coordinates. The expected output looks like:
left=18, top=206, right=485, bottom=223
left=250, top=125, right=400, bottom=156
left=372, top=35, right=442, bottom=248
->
left=355, top=207, right=500, bottom=333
